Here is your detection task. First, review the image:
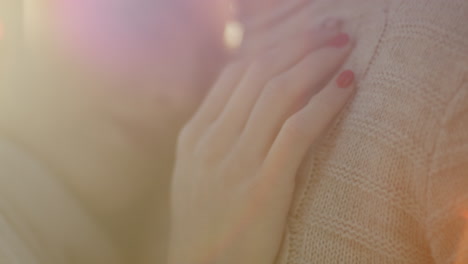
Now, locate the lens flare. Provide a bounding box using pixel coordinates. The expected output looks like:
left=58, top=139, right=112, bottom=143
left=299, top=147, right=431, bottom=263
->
left=51, top=0, right=185, bottom=76
left=224, top=21, right=244, bottom=50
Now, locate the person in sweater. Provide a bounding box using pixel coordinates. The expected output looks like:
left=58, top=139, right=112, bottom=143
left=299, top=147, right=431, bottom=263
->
left=0, top=0, right=356, bottom=263
left=1, top=0, right=467, bottom=264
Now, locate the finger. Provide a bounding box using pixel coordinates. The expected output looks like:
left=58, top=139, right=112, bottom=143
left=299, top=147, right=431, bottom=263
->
left=263, top=70, right=356, bottom=183
left=236, top=0, right=288, bottom=21
left=201, top=24, right=342, bottom=151
left=182, top=60, right=249, bottom=147
left=240, top=0, right=309, bottom=31
left=237, top=33, right=353, bottom=160
left=240, top=0, right=312, bottom=39
left=240, top=16, right=343, bottom=58
left=239, top=0, right=332, bottom=58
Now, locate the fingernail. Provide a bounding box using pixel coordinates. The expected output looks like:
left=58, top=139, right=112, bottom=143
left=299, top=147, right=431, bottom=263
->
left=320, top=18, right=343, bottom=30
left=336, top=70, right=355, bottom=88
left=327, top=33, right=350, bottom=48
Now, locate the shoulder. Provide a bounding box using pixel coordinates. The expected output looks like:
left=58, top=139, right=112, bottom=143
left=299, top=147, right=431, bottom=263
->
left=423, top=79, right=468, bottom=264
left=386, top=0, right=468, bottom=76
left=0, top=137, right=57, bottom=263
left=0, top=212, right=40, bottom=264
left=0, top=137, right=122, bottom=264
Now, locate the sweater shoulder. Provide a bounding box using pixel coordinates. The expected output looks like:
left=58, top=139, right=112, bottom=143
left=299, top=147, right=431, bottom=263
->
left=383, top=0, right=468, bottom=99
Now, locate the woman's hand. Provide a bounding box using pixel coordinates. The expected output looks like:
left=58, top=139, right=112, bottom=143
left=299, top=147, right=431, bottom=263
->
left=168, top=20, right=355, bottom=264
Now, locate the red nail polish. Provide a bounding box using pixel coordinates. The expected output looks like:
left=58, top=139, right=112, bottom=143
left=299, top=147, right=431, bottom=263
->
left=336, top=70, right=355, bottom=88
left=328, top=33, right=350, bottom=48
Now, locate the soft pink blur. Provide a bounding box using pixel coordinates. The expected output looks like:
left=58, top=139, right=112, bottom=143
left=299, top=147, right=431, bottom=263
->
left=49, top=0, right=228, bottom=77
left=29, top=0, right=232, bottom=152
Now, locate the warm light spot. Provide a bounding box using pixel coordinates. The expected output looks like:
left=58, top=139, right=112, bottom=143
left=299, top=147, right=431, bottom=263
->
left=463, top=210, right=468, bottom=219
left=454, top=209, right=468, bottom=264
left=23, top=0, right=44, bottom=45
left=223, top=21, right=244, bottom=51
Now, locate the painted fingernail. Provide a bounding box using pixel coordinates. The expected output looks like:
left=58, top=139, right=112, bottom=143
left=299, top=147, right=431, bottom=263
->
left=336, top=70, right=355, bottom=88
left=328, top=33, right=350, bottom=48
left=321, top=18, right=343, bottom=30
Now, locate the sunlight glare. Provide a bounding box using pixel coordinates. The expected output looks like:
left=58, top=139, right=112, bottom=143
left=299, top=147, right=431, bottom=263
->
left=224, top=21, right=244, bottom=51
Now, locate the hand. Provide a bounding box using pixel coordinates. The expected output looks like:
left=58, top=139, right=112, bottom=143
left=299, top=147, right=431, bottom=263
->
left=168, top=20, right=355, bottom=264
left=235, top=0, right=304, bottom=25
left=236, top=0, right=329, bottom=57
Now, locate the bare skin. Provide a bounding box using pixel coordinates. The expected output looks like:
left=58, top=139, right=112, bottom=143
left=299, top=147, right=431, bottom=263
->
left=1, top=1, right=356, bottom=263
left=168, top=20, right=355, bottom=264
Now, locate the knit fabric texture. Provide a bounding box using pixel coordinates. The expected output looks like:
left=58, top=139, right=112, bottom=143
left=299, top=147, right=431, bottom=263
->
left=275, top=0, right=468, bottom=263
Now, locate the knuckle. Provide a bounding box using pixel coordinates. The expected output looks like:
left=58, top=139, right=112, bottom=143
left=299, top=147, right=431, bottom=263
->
left=283, top=115, right=309, bottom=138
left=217, top=59, right=251, bottom=84
left=263, top=77, right=289, bottom=101
left=230, top=143, right=261, bottom=170
left=193, top=125, right=226, bottom=166
left=194, top=141, right=223, bottom=167
left=179, top=123, right=193, bottom=138
left=249, top=53, right=274, bottom=76
left=176, top=125, right=195, bottom=152
left=225, top=59, right=248, bottom=74
left=312, top=99, right=339, bottom=119
left=267, top=76, right=289, bottom=91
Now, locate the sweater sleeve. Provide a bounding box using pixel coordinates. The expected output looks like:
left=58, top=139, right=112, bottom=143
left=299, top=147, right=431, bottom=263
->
left=425, top=79, right=468, bottom=264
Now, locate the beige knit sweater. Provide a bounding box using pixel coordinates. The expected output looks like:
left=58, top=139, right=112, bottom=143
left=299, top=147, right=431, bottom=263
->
left=1, top=0, right=467, bottom=263
left=274, top=0, right=468, bottom=263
